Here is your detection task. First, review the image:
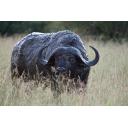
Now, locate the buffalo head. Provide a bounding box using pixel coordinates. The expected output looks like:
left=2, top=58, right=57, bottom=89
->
left=40, top=46, right=99, bottom=82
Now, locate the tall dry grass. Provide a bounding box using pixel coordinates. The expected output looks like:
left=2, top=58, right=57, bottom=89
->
left=0, top=35, right=128, bottom=105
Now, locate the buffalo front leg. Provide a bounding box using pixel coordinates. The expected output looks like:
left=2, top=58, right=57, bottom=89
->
left=51, top=73, right=61, bottom=98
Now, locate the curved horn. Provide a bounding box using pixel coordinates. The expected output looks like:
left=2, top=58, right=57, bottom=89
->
left=39, top=45, right=99, bottom=67
left=84, top=46, right=99, bottom=66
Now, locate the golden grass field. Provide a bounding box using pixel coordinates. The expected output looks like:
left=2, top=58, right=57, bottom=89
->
left=0, top=35, right=128, bottom=106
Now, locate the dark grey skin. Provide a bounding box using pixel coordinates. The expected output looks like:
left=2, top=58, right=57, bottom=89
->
left=11, top=31, right=99, bottom=96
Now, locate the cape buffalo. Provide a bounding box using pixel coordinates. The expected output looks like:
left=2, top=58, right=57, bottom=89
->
left=11, top=30, right=99, bottom=96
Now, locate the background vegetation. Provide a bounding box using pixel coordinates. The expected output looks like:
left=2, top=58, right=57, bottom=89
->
left=0, top=21, right=128, bottom=105
left=0, top=21, right=128, bottom=41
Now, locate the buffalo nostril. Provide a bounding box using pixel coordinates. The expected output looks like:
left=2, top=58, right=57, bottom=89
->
left=56, top=67, right=65, bottom=72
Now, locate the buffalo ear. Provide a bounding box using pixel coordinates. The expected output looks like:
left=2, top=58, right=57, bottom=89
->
left=39, top=59, right=48, bottom=65
left=76, top=57, right=86, bottom=67
left=47, top=55, right=55, bottom=66
left=40, top=57, right=55, bottom=66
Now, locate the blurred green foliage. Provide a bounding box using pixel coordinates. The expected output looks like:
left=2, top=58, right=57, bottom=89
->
left=0, top=21, right=128, bottom=40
